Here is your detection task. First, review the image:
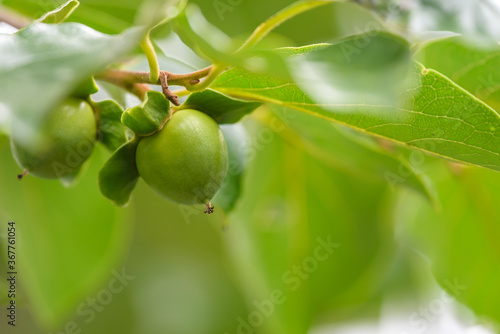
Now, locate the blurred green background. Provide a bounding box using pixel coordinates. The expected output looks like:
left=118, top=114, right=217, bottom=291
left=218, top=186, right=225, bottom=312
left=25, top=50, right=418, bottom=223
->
left=1, top=0, right=500, bottom=333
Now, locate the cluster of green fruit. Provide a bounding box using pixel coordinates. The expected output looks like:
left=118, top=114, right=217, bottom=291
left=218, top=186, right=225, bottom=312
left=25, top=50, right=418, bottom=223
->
left=10, top=97, right=229, bottom=209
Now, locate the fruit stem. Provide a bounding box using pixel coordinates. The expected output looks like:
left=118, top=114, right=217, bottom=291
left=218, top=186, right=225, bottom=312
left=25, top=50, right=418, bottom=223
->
left=139, top=32, right=160, bottom=84
left=204, top=202, right=214, bottom=214
left=17, top=169, right=28, bottom=180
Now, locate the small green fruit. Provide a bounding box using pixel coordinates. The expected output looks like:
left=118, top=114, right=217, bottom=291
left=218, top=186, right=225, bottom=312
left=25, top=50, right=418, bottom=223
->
left=11, top=98, right=96, bottom=179
left=136, top=109, right=228, bottom=205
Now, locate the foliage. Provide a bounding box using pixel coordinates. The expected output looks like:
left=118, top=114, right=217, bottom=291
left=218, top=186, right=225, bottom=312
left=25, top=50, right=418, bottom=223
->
left=1, top=0, right=500, bottom=333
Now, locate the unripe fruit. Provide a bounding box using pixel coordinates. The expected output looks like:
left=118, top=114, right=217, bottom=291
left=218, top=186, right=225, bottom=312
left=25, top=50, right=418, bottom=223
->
left=11, top=98, right=96, bottom=179
left=136, top=109, right=228, bottom=205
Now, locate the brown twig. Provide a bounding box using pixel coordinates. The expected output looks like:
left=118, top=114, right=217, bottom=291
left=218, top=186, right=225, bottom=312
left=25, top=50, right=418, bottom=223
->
left=160, top=72, right=179, bottom=106
left=0, top=6, right=30, bottom=29
left=96, top=66, right=213, bottom=90
left=97, top=73, right=151, bottom=100
left=129, top=83, right=152, bottom=100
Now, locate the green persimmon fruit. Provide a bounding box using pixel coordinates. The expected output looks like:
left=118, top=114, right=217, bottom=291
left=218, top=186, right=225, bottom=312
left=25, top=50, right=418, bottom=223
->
left=11, top=98, right=96, bottom=179
left=136, top=109, right=228, bottom=206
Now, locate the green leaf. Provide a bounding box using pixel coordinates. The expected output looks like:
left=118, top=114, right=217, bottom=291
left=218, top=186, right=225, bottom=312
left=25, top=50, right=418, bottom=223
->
left=36, top=0, right=79, bottom=24
left=274, top=43, right=331, bottom=57
left=2, top=0, right=141, bottom=34
left=97, top=80, right=129, bottom=109
left=0, top=137, right=132, bottom=328
left=0, top=22, right=143, bottom=133
left=192, top=0, right=384, bottom=47
left=261, top=106, right=438, bottom=204
left=212, top=123, right=247, bottom=212
left=414, top=36, right=500, bottom=108
left=121, top=90, right=170, bottom=136
left=212, top=51, right=500, bottom=172
left=135, top=0, right=187, bottom=28
left=181, top=89, right=262, bottom=123
left=172, top=4, right=236, bottom=63
left=395, top=163, right=500, bottom=326
left=289, top=32, right=411, bottom=105
left=171, top=1, right=357, bottom=75
left=138, top=0, right=188, bottom=84
left=95, top=100, right=128, bottom=151
left=172, top=5, right=291, bottom=78
left=236, top=0, right=341, bottom=52
left=223, top=123, right=396, bottom=333
left=98, top=139, right=140, bottom=207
